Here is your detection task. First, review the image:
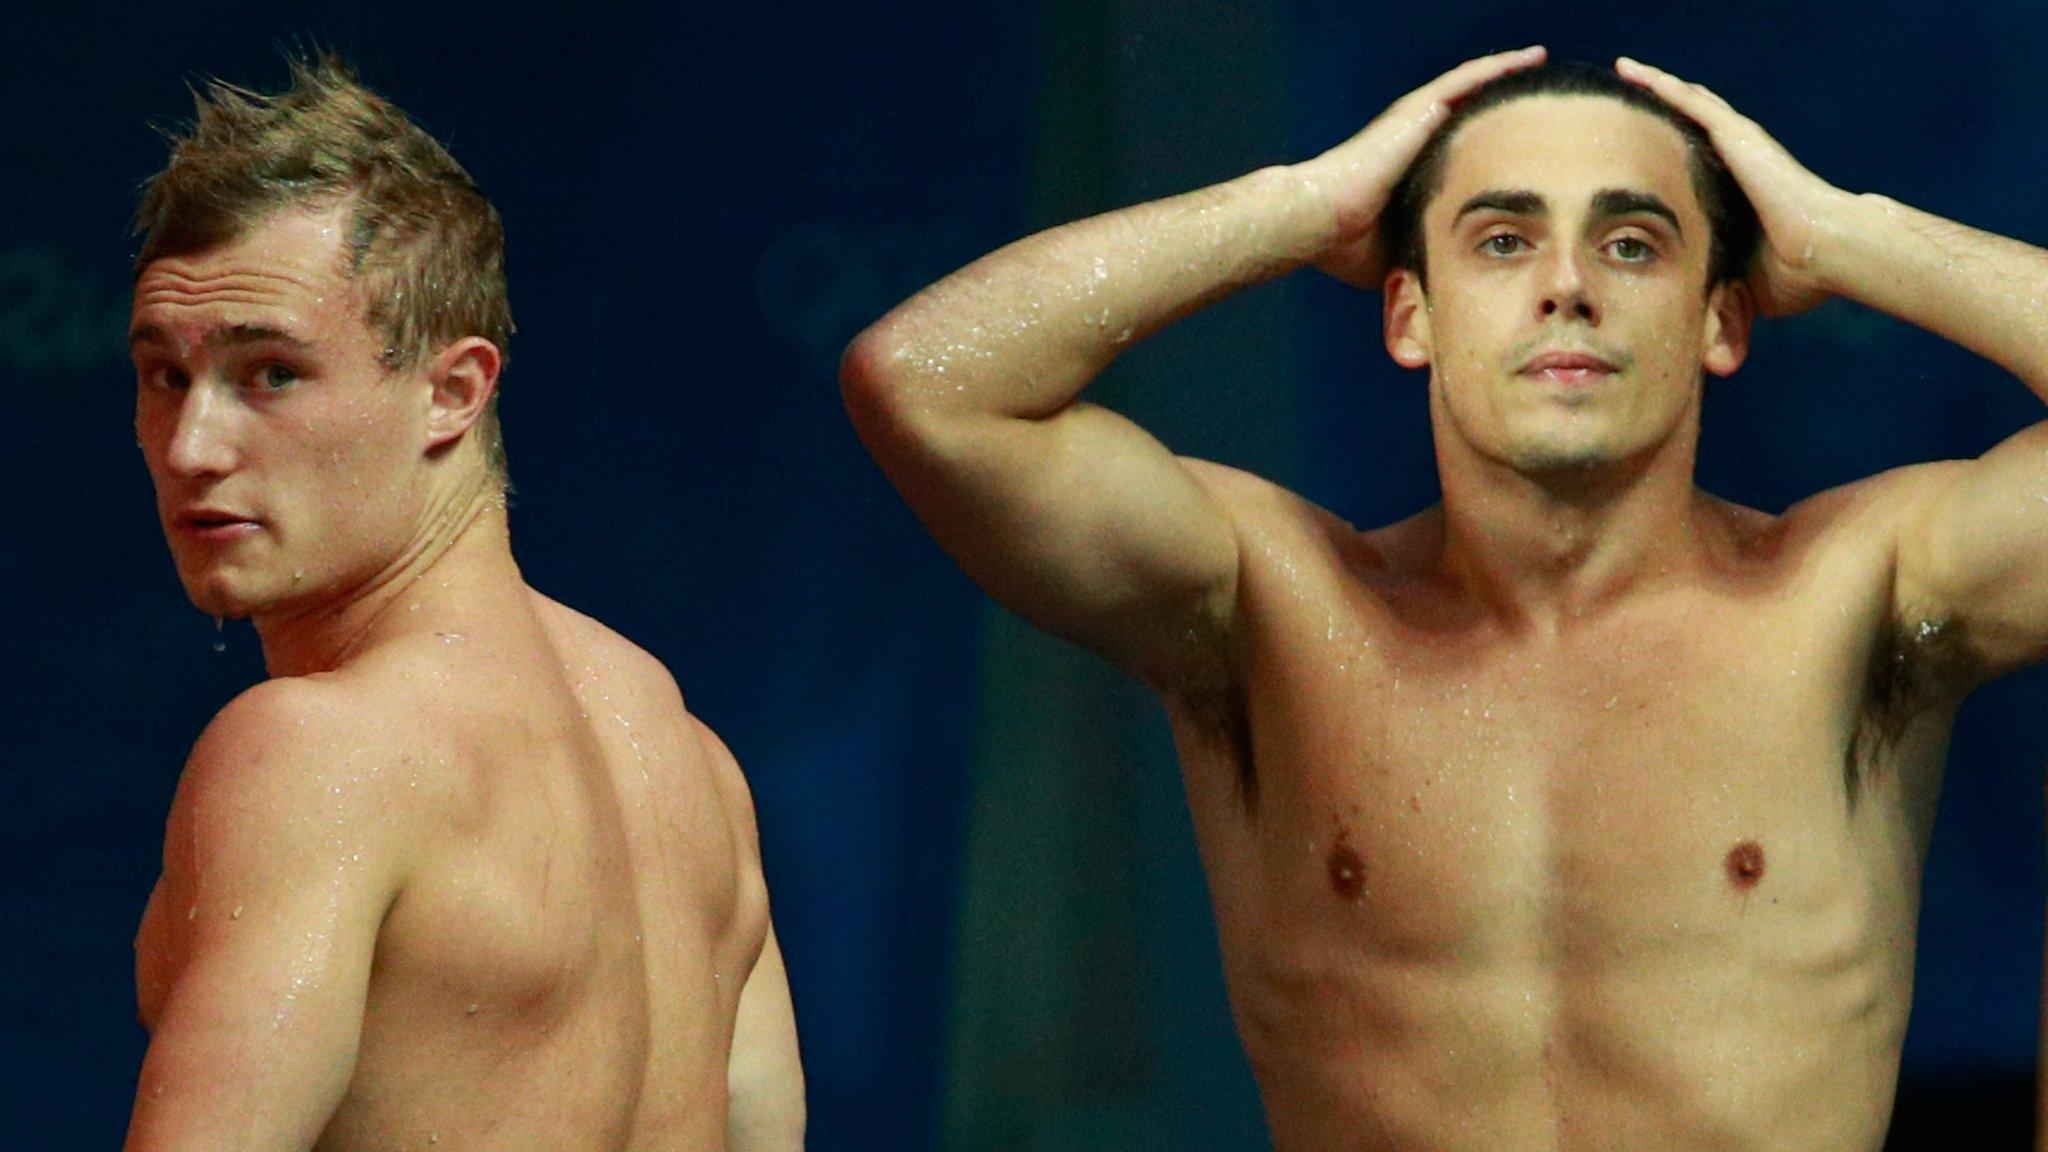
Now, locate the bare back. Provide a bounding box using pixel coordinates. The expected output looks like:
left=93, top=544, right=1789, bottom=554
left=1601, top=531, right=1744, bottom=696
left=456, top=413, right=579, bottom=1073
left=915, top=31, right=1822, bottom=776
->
left=136, top=592, right=770, bottom=1150
left=1173, top=463, right=1953, bottom=1152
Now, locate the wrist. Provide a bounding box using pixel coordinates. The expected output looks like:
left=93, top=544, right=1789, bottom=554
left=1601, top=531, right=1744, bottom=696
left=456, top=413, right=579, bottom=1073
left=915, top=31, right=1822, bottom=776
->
left=1260, top=161, right=1350, bottom=266
left=1804, top=189, right=1891, bottom=297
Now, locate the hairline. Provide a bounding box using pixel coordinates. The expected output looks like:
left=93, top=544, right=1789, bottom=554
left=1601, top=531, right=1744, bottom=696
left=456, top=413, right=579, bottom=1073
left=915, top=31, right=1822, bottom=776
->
left=1407, top=91, right=1727, bottom=290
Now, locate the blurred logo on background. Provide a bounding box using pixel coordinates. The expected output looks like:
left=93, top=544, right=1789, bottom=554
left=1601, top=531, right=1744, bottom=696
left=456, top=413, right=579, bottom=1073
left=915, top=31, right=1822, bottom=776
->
left=0, top=246, right=128, bottom=378
left=755, top=222, right=973, bottom=374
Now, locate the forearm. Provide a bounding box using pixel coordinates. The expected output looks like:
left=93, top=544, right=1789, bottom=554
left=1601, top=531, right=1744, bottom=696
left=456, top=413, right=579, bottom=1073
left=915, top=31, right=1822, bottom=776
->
left=842, top=163, right=1333, bottom=418
left=1818, top=193, right=2048, bottom=396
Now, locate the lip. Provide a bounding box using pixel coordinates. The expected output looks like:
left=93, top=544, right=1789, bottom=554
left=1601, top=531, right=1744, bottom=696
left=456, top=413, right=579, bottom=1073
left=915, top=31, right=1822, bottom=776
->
left=1519, top=349, right=1619, bottom=387
left=173, top=507, right=262, bottom=543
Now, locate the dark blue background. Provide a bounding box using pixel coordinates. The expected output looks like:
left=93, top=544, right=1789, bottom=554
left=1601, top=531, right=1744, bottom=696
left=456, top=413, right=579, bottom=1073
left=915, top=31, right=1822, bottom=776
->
left=3, top=2, right=2040, bottom=1148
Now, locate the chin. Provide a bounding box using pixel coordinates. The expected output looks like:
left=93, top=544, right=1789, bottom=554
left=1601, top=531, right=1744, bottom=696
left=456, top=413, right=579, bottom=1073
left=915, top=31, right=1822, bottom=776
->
left=1488, top=423, right=1617, bottom=470
left=177, top=568, right=277, bottom=621
left=1509, top=443, right=1624, bottom=475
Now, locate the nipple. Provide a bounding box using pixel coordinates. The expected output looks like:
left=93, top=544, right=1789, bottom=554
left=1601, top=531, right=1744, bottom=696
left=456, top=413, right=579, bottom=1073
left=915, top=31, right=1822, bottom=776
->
left=1724, top=840, right=1766, bottom=891
left=1327, top=833, right=1366, bottom=902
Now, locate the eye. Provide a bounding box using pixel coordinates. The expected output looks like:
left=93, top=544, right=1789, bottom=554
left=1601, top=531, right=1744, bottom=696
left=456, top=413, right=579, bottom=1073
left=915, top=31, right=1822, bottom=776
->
left=142, top=365, right=191, bottom=391
left=1480, top=233, right=1526, bottom=256
left=253, top=362, right=300, bottom=391
left=1607, top=236, right=1655, bottom=263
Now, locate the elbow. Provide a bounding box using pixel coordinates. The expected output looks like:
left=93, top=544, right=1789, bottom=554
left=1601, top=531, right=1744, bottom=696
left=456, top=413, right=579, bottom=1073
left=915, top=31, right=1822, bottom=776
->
left=838, top=321, right=904, bottom=427
left=839, top=319, right=934, bottom=453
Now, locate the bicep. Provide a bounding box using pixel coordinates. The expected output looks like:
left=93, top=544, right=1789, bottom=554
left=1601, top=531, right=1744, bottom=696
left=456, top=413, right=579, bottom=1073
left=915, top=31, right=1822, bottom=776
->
left=128, top=907, right=381, bottom=1150
left=855, top=397, right=1240, bottom=690
left=126, top=691, right=404, bottom=1151
left=1897, top=420, right=2048, bottom=674
left=726, top=925, right=804, bottom=1152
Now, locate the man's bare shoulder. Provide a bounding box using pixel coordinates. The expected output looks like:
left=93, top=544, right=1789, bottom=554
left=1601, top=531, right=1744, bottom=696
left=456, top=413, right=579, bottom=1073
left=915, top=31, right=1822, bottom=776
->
left=525, top=592, right=758, bottom=805
left=144, top=677, right=422, bottom=1004
left=163, top=673, right=453, bottom=891
left=181, top=675, right=433, bottom=817
left=1774, top=461, right=1959, bottom=536
left=1179, top=457, right=1435, bottom=586
left=528, top=592, right=690, bottom=710
left=1717, top=462, right=1964, bottom=584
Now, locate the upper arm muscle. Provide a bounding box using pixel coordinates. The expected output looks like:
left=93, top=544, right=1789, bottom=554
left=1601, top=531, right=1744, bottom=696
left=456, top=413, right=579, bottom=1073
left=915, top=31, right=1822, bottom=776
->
left=127, top=682, right=410, bottom=1151
left=1896, top=420, right=2048, bottom=676
left=858, top=394, right=1241, bottom=692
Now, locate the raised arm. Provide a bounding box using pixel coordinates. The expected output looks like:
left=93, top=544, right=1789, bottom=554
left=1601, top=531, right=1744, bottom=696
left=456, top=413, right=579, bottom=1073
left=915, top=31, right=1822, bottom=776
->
left=126, top=681, right=409, bottom=1152
left=1623, top=58, right=2048, bottom=680
left=842, top=48, right=1545, bottom=693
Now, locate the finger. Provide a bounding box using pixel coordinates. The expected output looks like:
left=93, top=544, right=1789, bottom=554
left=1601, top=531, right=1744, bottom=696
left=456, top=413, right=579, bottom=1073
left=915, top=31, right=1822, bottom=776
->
left=1377, top=46, right=1545, bottom=146
left=1615, top=57, right=1736, bottom=124
left=1420, top=45, right=1547, bottom=107
left=1618, top=57, right=1775, bottom=158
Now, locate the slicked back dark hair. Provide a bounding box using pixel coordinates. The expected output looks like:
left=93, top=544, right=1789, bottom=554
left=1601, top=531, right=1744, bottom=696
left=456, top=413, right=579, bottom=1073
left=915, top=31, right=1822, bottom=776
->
left=1378, top=60, right=1760, bottom=290
left=134, top=51, right=514, bottom=482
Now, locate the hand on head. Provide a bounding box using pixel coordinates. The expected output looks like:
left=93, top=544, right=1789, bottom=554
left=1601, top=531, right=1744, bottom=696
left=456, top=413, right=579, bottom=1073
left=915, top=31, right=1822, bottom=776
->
left=1616, top=57, right=1847, bottom=316
left=1299, top=46, right=1547, bottom=289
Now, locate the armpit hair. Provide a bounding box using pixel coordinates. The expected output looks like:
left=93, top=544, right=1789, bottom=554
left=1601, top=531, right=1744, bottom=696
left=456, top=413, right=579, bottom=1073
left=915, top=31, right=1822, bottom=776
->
left=1847, top=612, right=1977, bottom=804
left=1179, top=676, right=1260, bottom=814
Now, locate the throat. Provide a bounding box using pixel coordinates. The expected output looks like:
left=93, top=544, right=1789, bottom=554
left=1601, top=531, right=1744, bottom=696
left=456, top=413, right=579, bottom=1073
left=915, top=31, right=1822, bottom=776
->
left=1434, top=485, right=1721, bottom=625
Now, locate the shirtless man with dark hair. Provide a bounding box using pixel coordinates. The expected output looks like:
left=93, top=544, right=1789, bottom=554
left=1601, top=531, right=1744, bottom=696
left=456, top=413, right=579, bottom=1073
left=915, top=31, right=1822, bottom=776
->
left=844, top=47, right=2048, bottom=1150
left=126, top=56, right=803, bottom=1151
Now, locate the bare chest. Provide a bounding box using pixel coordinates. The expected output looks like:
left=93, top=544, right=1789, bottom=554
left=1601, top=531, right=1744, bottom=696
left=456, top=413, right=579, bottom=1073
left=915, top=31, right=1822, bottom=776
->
left=1183, top=573, right=1922, bottom=967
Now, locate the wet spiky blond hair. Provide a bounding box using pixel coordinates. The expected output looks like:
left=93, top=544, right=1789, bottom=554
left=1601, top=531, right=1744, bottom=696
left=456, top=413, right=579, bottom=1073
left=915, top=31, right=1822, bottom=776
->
left=136, top=51, right=515, bottom=482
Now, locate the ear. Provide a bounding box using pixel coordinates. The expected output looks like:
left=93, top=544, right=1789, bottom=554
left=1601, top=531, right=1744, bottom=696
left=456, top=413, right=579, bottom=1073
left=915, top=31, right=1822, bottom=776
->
left=1701, top=278, right=1753, bottom=378
left=423, top=337, right=502, bottom=452
left=1382, top=268, right=1432, bottom=369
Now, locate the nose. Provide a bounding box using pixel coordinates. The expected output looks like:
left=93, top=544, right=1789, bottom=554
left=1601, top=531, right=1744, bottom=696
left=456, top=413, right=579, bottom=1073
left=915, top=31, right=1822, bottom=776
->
left=159, top=384, right=240, bottom=479
left=1537, top=246, right=1600, bottom=325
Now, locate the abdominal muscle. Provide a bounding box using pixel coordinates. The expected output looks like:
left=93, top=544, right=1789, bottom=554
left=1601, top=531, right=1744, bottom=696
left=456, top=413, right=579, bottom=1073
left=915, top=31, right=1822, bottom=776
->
left=1213, top=889, right=1911, bottom=1152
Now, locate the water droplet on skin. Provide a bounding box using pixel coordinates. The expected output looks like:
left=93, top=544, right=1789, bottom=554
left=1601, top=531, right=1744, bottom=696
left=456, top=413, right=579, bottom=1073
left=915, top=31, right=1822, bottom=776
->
left=291, top=569, right=305, bottom=583
left=466, top=1003, right=480, bottom=1015
left=231, top=905, right=243, bottom=919
left=186, top=904, right=197, bottom=921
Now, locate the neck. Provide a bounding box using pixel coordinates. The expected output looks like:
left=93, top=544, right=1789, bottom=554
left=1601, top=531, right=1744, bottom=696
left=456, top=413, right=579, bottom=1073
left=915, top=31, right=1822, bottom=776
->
left=1432, top=424, right=1711, bottom=629
left=253, top=472, right=515, bottom=678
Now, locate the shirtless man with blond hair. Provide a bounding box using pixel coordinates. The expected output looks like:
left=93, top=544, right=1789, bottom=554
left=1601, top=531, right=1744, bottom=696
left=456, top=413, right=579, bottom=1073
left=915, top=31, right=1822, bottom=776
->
left=844, top=47, right=2048, bottom=1150
left=125, top=55, right=802, bottom=1151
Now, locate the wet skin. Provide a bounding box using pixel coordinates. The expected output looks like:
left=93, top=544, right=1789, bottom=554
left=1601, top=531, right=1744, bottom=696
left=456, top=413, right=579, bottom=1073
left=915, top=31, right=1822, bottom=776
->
left=127, top=210, right=799, bottom=1151
left=1193, top=102, right=1936, bottom=1149
left=1169, top=465, right=1942, bottom=1151
left=847, top=46, right=2048, bottom=1150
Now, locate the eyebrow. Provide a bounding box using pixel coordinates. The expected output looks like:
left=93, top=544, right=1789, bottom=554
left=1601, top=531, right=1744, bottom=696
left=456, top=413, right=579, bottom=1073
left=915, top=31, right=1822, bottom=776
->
left=1451, top=187, right=1684, bottom=236
left=127, top=322, right=315, bottom=350
left=1453, top=190, right=1546, bottom=223
left=1590, top=188, right=1682, bottom=235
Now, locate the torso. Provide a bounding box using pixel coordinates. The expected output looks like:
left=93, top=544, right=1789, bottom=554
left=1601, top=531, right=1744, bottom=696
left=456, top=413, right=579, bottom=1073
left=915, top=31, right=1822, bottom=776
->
left=136, top=591, right=768, bottom=1151
left=1172, top=463, right=1955, bottom=1152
